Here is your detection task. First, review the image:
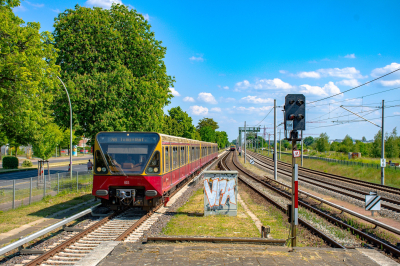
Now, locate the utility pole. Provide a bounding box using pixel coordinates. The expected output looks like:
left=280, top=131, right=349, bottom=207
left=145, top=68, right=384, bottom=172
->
left=274, top=100, right=277, bottom=180
left=381, top=100, right=385, bottom=185
left=279, top=129, right=282, bottom=160
left=301, top=130, right=304, bottom=167
left=244, top=121, right=247, bottom=163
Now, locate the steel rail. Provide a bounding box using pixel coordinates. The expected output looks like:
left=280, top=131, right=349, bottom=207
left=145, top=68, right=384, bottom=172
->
left=233, top=152, right=400, bottom=256
left=25, top=153, right=227, bottom=265
left=248, top=152, right=400, bottom=213
left=251, top=151, right=400, bottom=195
left=0, top=204, right=101, bottom=256
left=26, top=211, right=119, bottom=266
left=221, top=152, right=345, bottom=249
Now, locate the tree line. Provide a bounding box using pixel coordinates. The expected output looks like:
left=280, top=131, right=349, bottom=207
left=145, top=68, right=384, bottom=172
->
left=309, top=128, right=400, bottom=159
left=0, top=1, right=228, bottom=160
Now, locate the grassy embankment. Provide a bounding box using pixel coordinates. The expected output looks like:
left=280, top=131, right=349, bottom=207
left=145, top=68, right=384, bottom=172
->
left=256, top=150, right=400, bottom=188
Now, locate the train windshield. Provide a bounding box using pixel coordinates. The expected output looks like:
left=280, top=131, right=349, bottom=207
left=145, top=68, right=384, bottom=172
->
left=96, top=132, right=159, bottom=174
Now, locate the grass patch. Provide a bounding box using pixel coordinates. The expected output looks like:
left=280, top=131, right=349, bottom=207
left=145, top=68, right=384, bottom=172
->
left=238, top=186, right=288, bottom=240
left=162, top=188, right=259, bottom=237
left=257, top=150, right=400, bottom=189
left=0, top=189, right=95, bottom=234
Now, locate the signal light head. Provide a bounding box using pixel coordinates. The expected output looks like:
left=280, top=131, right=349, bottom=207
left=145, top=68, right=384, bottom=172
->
left=297, top=100, right=304, bottom=106
left=289, top=100, right=295, bottom=104
left=288, top=114, right=295, bottom=120
left=297, top=114, right=304, bottom=120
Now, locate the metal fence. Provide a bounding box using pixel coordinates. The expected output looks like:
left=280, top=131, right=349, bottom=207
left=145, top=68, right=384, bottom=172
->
left=271, top=151, right=399, bottom=171
left=0, top=171, right=93, bottom=211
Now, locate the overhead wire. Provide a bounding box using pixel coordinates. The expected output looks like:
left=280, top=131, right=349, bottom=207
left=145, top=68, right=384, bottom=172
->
left=308, top=70, right=400, bottom=104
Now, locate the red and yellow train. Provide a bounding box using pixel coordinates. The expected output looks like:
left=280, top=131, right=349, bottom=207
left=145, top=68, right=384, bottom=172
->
left=92, top=132, right=218, bottom=210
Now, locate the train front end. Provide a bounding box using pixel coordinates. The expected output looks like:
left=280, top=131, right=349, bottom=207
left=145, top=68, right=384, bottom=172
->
left=92, top=132, right=162, bottom=210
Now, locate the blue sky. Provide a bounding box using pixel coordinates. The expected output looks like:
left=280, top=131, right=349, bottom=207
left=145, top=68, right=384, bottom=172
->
left=14, top=0, right=400, bottom=142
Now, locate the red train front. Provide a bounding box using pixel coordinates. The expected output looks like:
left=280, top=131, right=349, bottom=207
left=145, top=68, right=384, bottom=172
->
left=92, top=132, right=218, bottom=210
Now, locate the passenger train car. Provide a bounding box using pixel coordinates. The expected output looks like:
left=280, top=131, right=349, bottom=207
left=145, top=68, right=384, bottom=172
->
left=230, top=145, right=236, bottom=151
left=93, top=132, right=218, bottom=210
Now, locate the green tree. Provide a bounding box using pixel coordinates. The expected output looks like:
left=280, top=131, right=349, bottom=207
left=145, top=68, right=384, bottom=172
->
left=168, top=107, right=196, bottom=139
left=330, top=142, right=339, bottom=151
left=199, top=126, right=216, bottom=142
left=0, top=1, right=59, bottom=146
left=386, top=128, right=399, bottom=159
left=32, top=123, right=63, bottom=160
left=316, top=133, right=330, bottom=152
left=303, top=136, right=314, bottom=147
left=196, top=118, right=219, bottom=131
left=162, top=115, right=183, bottom=137
left=0, top=131, right=7, bottom=160
left=338, top=135, right=353, bottom=153
left=371, top=130, right=382, bottom=158
left=216, top=131, right=228, bottom=149
left=52, top=4, right=174, bottom=144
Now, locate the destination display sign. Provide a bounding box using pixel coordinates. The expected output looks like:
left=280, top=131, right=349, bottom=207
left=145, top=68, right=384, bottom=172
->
left=97, top=133, right=159, bottom=144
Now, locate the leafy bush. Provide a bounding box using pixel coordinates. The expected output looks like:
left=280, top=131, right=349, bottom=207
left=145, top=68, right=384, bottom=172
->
left=2, top=156, right=19, bottom=169
left=22, top=160, right=33, bottom=167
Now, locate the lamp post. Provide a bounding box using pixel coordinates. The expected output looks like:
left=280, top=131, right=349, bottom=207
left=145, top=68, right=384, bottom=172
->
left=57, top=76, right=73, bottom=180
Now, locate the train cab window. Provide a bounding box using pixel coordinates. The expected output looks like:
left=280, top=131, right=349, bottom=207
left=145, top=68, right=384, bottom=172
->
left=165, top=147, right=169, bottom=172
left=94, top=150, right=108, bottom=174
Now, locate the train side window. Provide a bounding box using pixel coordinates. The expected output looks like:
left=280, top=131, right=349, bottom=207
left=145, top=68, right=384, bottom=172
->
left=173, top=146, right=177, bottom=169
left=165, top=147, right=169, bottom=172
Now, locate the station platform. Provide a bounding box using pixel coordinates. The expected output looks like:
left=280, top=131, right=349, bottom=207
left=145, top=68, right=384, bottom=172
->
left=96, top=242, right=398, bottom=266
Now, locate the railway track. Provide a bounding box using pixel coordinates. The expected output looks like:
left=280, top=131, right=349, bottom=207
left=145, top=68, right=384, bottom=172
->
left=248, top=151, right=400, bottom=213
left=220, top=151, right=346, bottom=249
left=18, top=153, right=226, bottom=266
left=223, top=151, right=400, bottom=258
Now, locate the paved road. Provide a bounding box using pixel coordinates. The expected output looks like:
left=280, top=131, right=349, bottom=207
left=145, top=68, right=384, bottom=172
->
left=0, top=164, right=89, bottom=189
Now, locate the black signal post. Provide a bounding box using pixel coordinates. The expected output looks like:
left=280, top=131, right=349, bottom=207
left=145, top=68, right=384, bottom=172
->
left=284, top=94, right=305, bottom=248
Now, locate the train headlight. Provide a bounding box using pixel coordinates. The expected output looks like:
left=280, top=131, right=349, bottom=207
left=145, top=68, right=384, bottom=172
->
left=146, top=151, right=160, bottom=174
left=97, top=167, right=101, bottom=172
left=102, top=167, right=107, bottom=172
left=148, top=167, right=154, bottom=173
left=154, top=167, right=158, bottom=173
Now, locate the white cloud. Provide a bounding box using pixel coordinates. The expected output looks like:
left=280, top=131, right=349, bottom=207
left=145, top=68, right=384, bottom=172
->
left=142, top=13, right=150, bottom=20
left=371, top=63, right=400, bottom=77
left=394, top=112, right=400, bottom=115
left=197, top=92, right=217, bottom=104
left=380, top=80, right=400, bottom=86
left=26, top=1, right=44, bottom=7
left=240, top=96, right=274, bottom=104
left=229, top=106, right=273, bottom=114
left=299, top=82, right=341, bottom=96
left=336, top=79, right=360, bottom=87
left=183, top=96, right=195, bottom=102
left=297, top=71, right=321, bottom=78
left=223, top=86, right=229, bottom=90
left=235, top=78, right=292, bottom=90
left=219, top=97, right=236, bottom=103
left=85, top=0, right=122, bottom=9
left=169, top=87, right=180, bottom=97
left=210, top=107, right=221, bottom=112
left=190, top=106, right=208, bottom=116
left=344, top=54, right=356, bottom=59
left=279, top=70, right=288, bottom=74
left=13, top=5, right=27, bottom=12
left=296, top=67, right=365, bottom=79
left=51, top=8, right=60, bottom=13
left=189, top=55, right=204, bottom=62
